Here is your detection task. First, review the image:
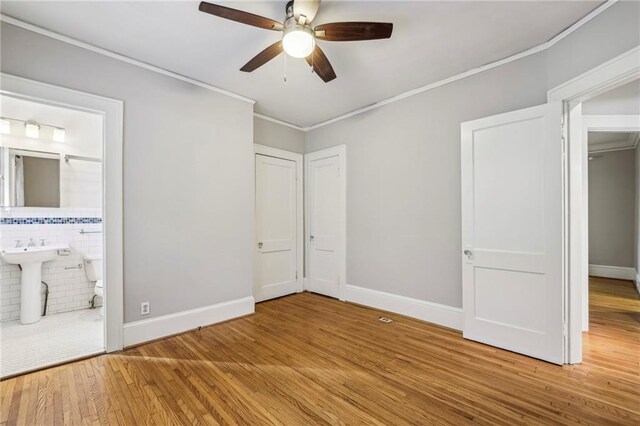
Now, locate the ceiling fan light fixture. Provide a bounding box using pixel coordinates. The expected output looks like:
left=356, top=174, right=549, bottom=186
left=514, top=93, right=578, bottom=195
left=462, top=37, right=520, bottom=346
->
left=282, top=27, right=315, bottom=58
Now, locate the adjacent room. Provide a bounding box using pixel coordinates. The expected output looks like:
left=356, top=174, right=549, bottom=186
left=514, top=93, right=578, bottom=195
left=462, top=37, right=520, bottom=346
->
left=0, top=1, right=639, bottom=424
left=0, top=96, right=105, bottom=377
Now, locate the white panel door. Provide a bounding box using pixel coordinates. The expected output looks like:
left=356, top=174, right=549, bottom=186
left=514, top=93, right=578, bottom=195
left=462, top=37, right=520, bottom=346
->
left=255, top=154, right=298, bottom=302
left=306, top=146, right=346, bottom=299
left=461, top=102, right=564, bottom=364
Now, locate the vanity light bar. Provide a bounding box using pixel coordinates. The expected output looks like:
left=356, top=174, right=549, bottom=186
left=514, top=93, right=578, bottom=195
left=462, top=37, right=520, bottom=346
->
left=0, top=116, right=65, bottom=142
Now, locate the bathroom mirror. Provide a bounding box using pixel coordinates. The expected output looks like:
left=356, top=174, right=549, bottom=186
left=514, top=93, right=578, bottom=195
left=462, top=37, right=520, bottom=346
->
left=0, top=148, right=61, bottom=207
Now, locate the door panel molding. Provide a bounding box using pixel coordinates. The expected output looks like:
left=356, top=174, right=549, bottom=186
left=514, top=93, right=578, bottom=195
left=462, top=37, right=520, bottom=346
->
left=305, top=145, right=346, bottom=300
left=461, top=103, right=564, bottom=365
left=254, top=144, right=303, bottom=301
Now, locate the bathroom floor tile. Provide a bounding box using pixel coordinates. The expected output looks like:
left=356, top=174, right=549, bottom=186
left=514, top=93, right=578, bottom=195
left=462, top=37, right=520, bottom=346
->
left=0, top=309, right=103, bottom=378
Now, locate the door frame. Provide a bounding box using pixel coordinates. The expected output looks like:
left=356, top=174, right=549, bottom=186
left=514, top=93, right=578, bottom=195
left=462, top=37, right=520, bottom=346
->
left=304, top=145, right=347, bottom=300
left=547, top=45, right=640, bottom=364
left=253, top=144, right=304, bottom=298
left=1, top=72, right=124, bottom=352
left=580, top=115, right=640, bottom=332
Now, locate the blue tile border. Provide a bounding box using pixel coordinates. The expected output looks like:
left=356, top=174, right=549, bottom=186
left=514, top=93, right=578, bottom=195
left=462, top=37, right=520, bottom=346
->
left=0, top=217, right=102, bottom=225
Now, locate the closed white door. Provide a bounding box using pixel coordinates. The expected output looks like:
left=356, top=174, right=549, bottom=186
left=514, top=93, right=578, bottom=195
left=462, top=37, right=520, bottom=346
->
left=306, top=146, right=346, bottom=299
left=255, top=154, right=298, bottom=302
left=461, top=102, right=564, bottom=364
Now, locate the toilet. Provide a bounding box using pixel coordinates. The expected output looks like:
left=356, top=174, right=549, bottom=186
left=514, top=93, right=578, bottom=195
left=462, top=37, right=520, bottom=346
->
left=84, top=255, right=103, bottom=315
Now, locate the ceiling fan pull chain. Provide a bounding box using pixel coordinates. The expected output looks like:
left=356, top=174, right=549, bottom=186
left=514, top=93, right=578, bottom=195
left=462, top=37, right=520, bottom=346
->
left=284, top=52, right=287, bottom=82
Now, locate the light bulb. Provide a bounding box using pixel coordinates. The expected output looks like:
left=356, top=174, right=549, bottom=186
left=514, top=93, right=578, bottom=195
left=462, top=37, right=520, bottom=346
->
left=53, top=128, right=66, bottom=142
left=25, top=122, right=40, bottom=139
left=282, top=28, right=315, bottom=58
left=0, top=119, right=10, bottom=135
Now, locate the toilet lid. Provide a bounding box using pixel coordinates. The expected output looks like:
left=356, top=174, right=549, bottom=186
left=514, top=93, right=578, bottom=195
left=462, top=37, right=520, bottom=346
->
left=96, top=279, right=104, bottom=288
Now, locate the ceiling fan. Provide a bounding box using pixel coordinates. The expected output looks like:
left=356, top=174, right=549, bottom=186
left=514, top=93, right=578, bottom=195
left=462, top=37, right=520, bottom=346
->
left=198, top=0, right=393, bottom=82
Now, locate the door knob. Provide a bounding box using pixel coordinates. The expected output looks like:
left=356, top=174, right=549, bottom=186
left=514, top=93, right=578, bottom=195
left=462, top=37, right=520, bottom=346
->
left=310, top=235, right=315, bottom=242
left=463, top=249, right=472, bottom=256
left=258, top=242, right=263, bottom=249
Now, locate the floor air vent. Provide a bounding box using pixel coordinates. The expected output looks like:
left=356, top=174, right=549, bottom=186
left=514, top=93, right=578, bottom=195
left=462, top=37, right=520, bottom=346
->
left=378, top=317, right=393, bottom=323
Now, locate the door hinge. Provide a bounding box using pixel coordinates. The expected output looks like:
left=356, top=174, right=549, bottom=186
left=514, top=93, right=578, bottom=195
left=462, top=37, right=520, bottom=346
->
left=296, top=271, right=298, bottom=280
left=562, top=322, right=568, bottom=337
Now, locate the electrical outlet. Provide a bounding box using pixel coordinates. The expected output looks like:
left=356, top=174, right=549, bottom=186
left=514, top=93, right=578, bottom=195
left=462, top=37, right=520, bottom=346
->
left=141, top=302, right=150, bottom=315
left=378, top=316, right=393, bottom=323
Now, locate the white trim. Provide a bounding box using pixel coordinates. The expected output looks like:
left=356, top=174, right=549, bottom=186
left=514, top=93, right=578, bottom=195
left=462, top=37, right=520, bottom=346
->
left=583, top=114, right=640, bottom=132
left=253, top=144, right=304, bottom=300
left=548, top=46, right=640, bottom=102
left=1, top=72, right=124, bottom=353
left=344, top=284, right=463, bottom=331
left=546, top=44, right=640, bottom=364
left=588, top=265, right=637, bottom=281
left=253, top=114, right=305, bottom=132
left=302, top=0, right=618, bottom=131
left=123, top=296, right=255, bottom=347
left=636, top=274, right=640, bottom=295
left=0, top=14, right=255, bottom=105
left=305, top=145, right=347, bottom=300
left=1, top=3, right=619, bottom=132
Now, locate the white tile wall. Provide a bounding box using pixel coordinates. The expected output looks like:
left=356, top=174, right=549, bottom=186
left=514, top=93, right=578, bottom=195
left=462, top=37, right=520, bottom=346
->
left=0, top=207, right=102, bottom=322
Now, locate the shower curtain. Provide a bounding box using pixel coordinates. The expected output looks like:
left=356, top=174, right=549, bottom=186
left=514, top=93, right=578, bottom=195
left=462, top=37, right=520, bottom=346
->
left=14, top=155, right=24, bottom=207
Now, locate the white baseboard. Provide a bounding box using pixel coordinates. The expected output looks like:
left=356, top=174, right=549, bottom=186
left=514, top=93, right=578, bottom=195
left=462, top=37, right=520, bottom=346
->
left=343, top=284, right=463, bottom=331
left=588, top=264, right=636, bottom=281
left=123, top=296, right=254, bottom=347
left=636, top=274, right=640, bottom=296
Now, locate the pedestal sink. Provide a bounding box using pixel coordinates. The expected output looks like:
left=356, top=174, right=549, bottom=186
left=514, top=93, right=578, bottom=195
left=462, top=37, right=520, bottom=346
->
left=1, top=244, right=69, bottom=324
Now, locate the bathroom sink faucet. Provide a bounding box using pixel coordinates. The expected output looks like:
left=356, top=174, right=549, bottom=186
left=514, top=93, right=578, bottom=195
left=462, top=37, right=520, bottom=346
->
left=28, top=238, right=36, bottom=247
left=40, top=239, right=47, bottom=246
left=15, top=240, right=21, bottom=248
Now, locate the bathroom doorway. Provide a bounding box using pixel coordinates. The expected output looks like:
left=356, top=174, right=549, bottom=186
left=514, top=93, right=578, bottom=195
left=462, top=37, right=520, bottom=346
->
left=0, top=74, right=124, bottom=378
left=0, top=95, right=105, bottom=377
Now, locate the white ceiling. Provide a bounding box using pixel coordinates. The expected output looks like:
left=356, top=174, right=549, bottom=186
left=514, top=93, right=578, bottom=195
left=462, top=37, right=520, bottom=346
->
left=0, top=1, right=603, bottom=127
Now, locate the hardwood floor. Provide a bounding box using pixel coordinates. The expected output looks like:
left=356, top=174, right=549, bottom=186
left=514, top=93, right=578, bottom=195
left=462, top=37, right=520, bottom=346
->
left=1, top=278, right=639, bottom=425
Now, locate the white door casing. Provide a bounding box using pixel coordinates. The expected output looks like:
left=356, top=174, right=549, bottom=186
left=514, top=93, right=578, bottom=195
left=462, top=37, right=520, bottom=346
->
left=548, top=46, right=640, bottom=364
left=461, top=102, right=564, bottom=365
left=305, top=145, right=346, bottom=300
left=254, top=146, right=303, bottom=302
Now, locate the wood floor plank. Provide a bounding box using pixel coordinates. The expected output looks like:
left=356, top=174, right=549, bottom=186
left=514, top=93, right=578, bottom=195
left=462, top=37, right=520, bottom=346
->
left=1, top=277, right=638, bottom=425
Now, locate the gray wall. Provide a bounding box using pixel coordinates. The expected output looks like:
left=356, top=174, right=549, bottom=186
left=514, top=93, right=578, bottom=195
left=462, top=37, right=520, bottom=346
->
left=1, top=23, right=255, bottom=323
left=254, top=117, right=305, bottom=154
left=588, top=149, right=636, bottom=268
left=305, top=1, right=640, bottom=308
left=583, top=79, right=640, bottom=115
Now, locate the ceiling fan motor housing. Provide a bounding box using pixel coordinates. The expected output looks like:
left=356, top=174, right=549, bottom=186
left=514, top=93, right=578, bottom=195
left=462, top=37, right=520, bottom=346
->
left=282, top=1, right=315, bottom=58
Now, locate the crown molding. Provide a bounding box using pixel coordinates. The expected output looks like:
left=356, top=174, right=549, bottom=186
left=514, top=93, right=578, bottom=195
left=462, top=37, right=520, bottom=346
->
left=1, top=1, right=620, bottom=132
left=0, top=14, right=255, bottom=105
left=253, top=113, right=305, bottom=132
left=304, top=0, right=618, bottom=131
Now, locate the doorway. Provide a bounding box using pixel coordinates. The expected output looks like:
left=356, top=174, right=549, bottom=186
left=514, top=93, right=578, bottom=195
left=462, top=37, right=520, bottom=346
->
left=0, top=94, right=106, bottom=377
left=0, top=73, right=124, bottom=377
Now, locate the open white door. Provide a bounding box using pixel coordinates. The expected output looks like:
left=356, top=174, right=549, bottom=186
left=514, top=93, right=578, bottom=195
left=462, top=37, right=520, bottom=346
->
left=461, top=102, right=565, bottom=364
left=255, top=153, right=299, bottom=302
left=305, top=146, right=346, bottom=299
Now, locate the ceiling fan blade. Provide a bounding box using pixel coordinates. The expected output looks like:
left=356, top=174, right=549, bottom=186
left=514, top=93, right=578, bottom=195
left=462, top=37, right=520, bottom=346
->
left=305, top=45, right=336, bottom=83
left=199, top=2, right=283, bottom=31
left=294, top=0, right=321, bottom=24
left=240, top=41, right=283, bottom=72
left=314, top=22, right=393, bottom=41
